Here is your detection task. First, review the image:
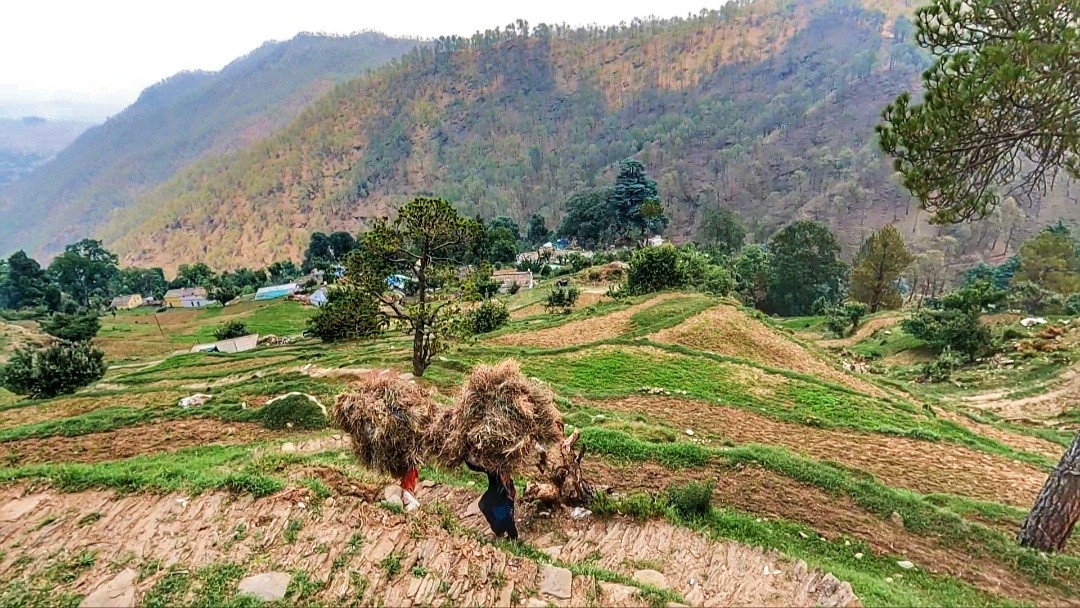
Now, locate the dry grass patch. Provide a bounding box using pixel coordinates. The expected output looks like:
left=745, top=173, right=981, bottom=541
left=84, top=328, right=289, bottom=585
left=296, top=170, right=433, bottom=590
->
left=493, top=293, right=684, bottom=348
left=649, top=305, right=886, bottom=397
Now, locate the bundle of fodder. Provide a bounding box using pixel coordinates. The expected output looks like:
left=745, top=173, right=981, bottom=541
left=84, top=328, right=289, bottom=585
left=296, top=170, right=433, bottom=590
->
left=431, top=359, right=563, bottom=473
left=332, top=372, right=435, bottom=478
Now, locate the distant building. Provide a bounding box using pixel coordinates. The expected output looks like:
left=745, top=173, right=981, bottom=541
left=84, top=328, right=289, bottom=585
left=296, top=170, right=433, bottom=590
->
left=493, top=269, right=534, bottom=291
left=386, top=275, right=412, bottom=291
left=163, top=287, right=207, bottom=308
left=309, top=288, right=329, bottom=307
left=254, top=283, right=301, bottom=301
left=180, top=296, right=215, bottom=308
left=190, top=333, right=260, bottom=354
left=647, top=235, right=664, bottom=247
left=109, top=294, right=144, bottom=310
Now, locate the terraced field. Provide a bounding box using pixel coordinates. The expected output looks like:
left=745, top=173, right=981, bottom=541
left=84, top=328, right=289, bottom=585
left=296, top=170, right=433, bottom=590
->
left=2, top=293, right=1079, bottom=606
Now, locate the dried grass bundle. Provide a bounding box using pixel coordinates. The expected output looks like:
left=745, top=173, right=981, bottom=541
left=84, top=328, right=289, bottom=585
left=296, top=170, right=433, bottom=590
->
left=332, top=372, right=435, bottom=477
left=430, top=359, right=563, bottom=473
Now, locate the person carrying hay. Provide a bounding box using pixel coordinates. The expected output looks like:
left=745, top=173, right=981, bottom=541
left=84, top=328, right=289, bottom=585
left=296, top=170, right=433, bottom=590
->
left=333, top=372, right=433, bottom=507
left=429, top=359, right=565, bottom=538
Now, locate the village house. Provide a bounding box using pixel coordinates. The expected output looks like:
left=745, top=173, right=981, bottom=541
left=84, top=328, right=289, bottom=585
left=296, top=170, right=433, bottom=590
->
left=163, top=287, right=208, bottom=308
left=254, top=283, right=301, bottom=301
left=492, top=269, right=534, bottom=292
left=109, top=294, right=144, bottom=310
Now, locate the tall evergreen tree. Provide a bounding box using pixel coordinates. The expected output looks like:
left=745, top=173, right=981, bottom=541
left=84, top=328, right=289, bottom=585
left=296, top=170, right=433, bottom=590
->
left=850, top=225, right=915, bottom=313
left=610, top=159, right=668, bottom=243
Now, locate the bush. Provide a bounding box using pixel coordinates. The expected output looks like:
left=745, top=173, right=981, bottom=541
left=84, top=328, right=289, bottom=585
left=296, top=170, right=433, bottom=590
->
left=824, top=302, right=868, bottom=338
left=701, top=265, right=734, bottom=297
left=209, top=284, right=240, bottom=305
left=0, top=342, right=106, bottom=398
left=213, top=321, right=248, bottom=341
left=627, top=245, right=683, bottom=294
left=546, top=283, right=580, bottom=312
left=1065, top=293, right=1080, bottom=315
left=40, top=313, right=100, bottom=342
left=901, top=308, right=995, bottom=361
left=665, top=480, right=714, bottom=521
left=920, top=348, right=965, bottom=383
left=508, top=282, right=521, bottom=295
left=306, top=288, right=386, bottom=342
left=469, top=299, right=510, bottom=334
left=260, top=395, right=328, bottom=430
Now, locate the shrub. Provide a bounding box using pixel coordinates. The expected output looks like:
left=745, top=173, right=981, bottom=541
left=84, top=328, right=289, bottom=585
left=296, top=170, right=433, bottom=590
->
left=0, top=342, right=106, bottom=398
left=260, top=395, right=328, bottom=430
left=701, top=265, right=734, bottom=297
left=920, top=348, right=965, bottom=383
left=213, top=321, right=248, bottom=341
left=40, top=313, right=100, bottom=342
left=209, top=284, right=240, bottom=305
left=307, top=288, right=386, bottom=342
left=508, top=282, right=521, bottom=295
left=665, top=480, right=714, bottom=521
left=606, top=282, right=628, bottom=300
left=627, top=245, right=683, bottom=294
left=469, top=299, right=510, bottom=334
left=546, top=283, right=580, bottom=312
left=1065, top=293, right=1080, bottom=315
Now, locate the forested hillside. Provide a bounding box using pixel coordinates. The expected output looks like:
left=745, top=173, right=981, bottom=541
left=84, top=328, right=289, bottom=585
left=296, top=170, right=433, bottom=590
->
left=104, top=0, right=940, bottom=271
left=0, top=117, right=92, bottom=186
left=0, top=32, right=420, bottom=258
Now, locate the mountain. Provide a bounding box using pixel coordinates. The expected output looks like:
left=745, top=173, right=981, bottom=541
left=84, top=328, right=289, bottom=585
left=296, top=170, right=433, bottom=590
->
left=0, top=117, right=93, bottom=187
left=0, top=31, right=421, bottom=258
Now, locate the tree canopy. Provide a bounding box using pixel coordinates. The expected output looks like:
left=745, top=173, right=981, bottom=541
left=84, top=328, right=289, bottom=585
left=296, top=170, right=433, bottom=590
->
left=850, top=225, right=915, bottom=313
left=47, top=239, right=119, bottom=308
left=765, top=221, right=847, bottom=316
left=697, top=207, right=747, bottom=257
left=878, top=0, right=1080, bottom=223
left=344, top=197, right=481, bottom=375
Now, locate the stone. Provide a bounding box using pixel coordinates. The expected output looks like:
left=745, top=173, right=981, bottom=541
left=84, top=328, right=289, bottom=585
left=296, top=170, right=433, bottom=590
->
left=280, top=442, right=297, bottom=453
left=0, top=496, right=43, bottom=522
left=538, top=565, right=573, bottom=600
left=524, top=600, right=548, bottom=608
left=889, top=511, right=904, bottom=527
left=325, top=497, right=336, bottom=508
left=382, top=485, right=404, bottom=508
left=80, top=568, right=137, bottom=608
left=633, top=569, right=669, bottom=589
left=237, top=572, right=291, bottom=602
left=600, top=582, right=638, bottom=604
left=666, top=603, right=689, bottom=608
left=854, top=553, right=864, bottom=560
left=420, top=480, right=437, bottom=489
left=896, top=560, right=915, bottom=570
left=541, top=545, right=563, bottom=561
left=465, top=497, right=482, bottom=517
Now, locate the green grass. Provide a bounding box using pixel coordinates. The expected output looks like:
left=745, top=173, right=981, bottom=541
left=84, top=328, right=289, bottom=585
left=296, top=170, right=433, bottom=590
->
left=524, top=346, right=1054, bottom=469
left=0, top=443, right=283, bottom=496
left=625, top=295, right=715, bottom=334
left=576, top=425, right=1080, bottom=596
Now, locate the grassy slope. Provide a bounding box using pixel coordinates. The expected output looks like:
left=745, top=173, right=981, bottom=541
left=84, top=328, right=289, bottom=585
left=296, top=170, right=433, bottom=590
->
left=1, top=292, right=1077, bottom=606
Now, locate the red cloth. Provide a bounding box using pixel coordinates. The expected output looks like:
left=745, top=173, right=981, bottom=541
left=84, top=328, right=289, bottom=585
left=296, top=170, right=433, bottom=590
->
left=400, top=468, right=419, bottom=493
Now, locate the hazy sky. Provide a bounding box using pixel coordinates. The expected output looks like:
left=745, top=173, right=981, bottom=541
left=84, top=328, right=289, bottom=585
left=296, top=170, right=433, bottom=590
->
left=2, top=0, right=721, bottom=120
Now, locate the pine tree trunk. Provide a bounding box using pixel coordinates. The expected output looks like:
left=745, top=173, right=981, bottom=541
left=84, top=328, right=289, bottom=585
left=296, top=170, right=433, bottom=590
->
left=1018, top=432, right=1080, bottom=552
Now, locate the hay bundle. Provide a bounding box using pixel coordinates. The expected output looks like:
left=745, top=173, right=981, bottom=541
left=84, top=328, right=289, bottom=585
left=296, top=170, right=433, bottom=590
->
left=332, top=372, right=434, bottom=478
left=431, top=359, right=563, bottom=473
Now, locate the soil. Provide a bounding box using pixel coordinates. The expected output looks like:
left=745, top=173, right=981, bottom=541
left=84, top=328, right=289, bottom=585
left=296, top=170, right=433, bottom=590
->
left=583, top=460, right=1068, bottom=604
left=593, top=396, right=1047, bottom=508
left=957, top=362, right=1080, bottom=423
left=932, top=409, right=1065, bottom=461
left=0, top=419, right=286, bottom=466
left=493, top=293, right=685, bottom=348
left=0, top=482, right=859, bottom=607
left=648, top=306, right=886, bottom=397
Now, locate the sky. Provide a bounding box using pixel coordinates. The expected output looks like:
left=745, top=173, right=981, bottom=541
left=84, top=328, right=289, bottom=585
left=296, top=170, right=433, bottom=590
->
left=1, top=0, right=722, bottom=121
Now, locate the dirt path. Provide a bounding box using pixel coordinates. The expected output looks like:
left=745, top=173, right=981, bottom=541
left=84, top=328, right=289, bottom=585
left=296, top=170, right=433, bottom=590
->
left=493, top=293, right=684, bottom=348
left=584, top=460, right=1067, bottom=604
left=648, top=306, right=886, bottom=398
left=0, top=483, right=857, bottom=607
left=0, top=419, right=287, bottom=466
left=956, top=363, right=1080, bottom=423
left=594, top=396, right=1047, bottom=508
left=819, top=314, right=902, bottom=349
